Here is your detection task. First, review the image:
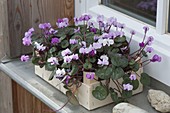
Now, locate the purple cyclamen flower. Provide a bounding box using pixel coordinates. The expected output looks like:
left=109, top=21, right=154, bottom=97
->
left=123, top=83, right=133, bottom=91
left=39, top=23, right=51, bottom=30
left=146, top=47, right=153, bottom=53
left=129, top=74, right=137, bottom=80
left=86, top=72, right=95, bottom=80
left=20, top=55, right=30, bottom=62
left=79, top=14, right=92, bottom=21
left=22, top=37, right=32, bottom=46
left=65, top=76, right=71, bottom=84
left=150, top=54, right=162, bottom=62
left=97, top=15, right=104, bottom=23
left=97, top=55, right=109, bottom=66
left=70, top=39, right=78, bottom=45
left=61, top=48, right=72, bottom=57
left=130, top=30, right=136, bottom=35
left=89, top=49, right=96, bottom=57
left=51, top=38, right=60, bottom=45
left=74, top=27, right=80, bottom=33
left=143, top=26, right=149, bottom=33
left=90, top=28, right=97, bottom=34
left=139, top=42, right=145, bottom=47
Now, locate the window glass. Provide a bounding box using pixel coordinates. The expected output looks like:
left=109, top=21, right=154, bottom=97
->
left=102, top=0, right=157, bottom=26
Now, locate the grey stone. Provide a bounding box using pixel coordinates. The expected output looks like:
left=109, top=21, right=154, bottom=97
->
left=148, top=89, right=170, bottom=113
left=112, top=103, right=149, bottom=113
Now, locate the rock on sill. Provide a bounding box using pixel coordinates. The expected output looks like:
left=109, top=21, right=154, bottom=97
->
left=113, top=103, right=149, bottom=113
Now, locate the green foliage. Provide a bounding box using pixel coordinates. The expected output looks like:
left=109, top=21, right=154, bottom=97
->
left=96, top=67, right=112, bottom=80
left=49, top=69, right=56, bottom=80
left=111, top=55, right=128, bottom=68
left=70, top=64, right=79, bottom=75
left=111, top=67, right=125, bottom=80
left=61, top=40, right=69, bottom=48
left=140, top=73, right=151, bottom=86
left=45, top=63, right=55, bottom=71
left=114, top=36, right=126, bottom=43
left=92, top=85, right=109, bottom=100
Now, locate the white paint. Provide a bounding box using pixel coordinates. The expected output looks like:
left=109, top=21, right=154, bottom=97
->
left=156, top=0, right=169, bottom=34
left=75, top=1, right=170, bottom=86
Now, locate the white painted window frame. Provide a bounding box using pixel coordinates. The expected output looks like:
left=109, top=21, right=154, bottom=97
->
left=75, top=0, right=170, bottom=86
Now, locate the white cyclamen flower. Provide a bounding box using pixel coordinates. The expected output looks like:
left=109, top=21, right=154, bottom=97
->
left=47, top=57, right=59, bottom=65
left=55, top=68, right=66, bottom=78
left=34, top=42, right=46, bottom=51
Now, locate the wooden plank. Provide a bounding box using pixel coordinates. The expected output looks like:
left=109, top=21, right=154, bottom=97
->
left=0, top=72, right=13, bottom=113
left=12, top=80, right=56, bottom=113
left=7, top=0, right=75, bottom=57
left=0, top=0, right=10, bottom=58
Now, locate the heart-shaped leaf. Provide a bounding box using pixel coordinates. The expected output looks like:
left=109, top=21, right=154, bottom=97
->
left=92, top=86, right=108, bottom=100
left=140, top=73, right=150, bottom=86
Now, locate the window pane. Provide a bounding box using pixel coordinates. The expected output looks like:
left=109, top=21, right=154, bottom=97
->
left=102, top=0, right=157, bottom=26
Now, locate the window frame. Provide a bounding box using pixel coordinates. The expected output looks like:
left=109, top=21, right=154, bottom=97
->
left=75, top=0, right=170, bottom=86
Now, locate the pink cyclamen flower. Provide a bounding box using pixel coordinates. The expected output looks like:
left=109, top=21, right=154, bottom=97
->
left=129, top=74, right=137, bottom=80
left=97, top=15, right=104, bottom=23
left=74, top=17, right=79, bottom=26
left=107, top=17, right=117, bottom=26
left=123, top=83, right=133, bottom=91
left=146, top=36, right=154, bottom=45
left=63, top=55, right=73, bottom=63
left=70, top=39, right=78, bottom=45
left=71, top=54, right=79, bottom=60
left=47, top=57, right=59, bottom=65
left=20, top=55, right=30, bottom=62
left=146, top=47, right=153, bottom=53
left=86, top=72, right=95, bottom=80
left=22, top=28, right=34, bottom=46
left=74, top=27, right=80, bottom=33
left=130, top=30, right=136, bottom=35
left=143, top=26, right=149, bottom=33
left=61, top=48, right=72, bottom=57
left=39, top=23, right=51, bottom=30
left=56, top=18, right=69, bottom=28
left=22, top=37, right=32, bottom=46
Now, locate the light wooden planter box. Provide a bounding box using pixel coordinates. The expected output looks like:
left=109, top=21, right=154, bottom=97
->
left=35, top=66, right=143, bottom=110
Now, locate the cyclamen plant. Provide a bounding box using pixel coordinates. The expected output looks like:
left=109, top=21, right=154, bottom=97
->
left=21, top=14, right=161, bottom=105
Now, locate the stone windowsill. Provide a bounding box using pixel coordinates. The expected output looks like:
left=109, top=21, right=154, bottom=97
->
left=0, top=60, right=159, bottom=113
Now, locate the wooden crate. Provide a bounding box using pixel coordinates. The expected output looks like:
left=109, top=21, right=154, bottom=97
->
left=35, top=66, right=143, bottom=110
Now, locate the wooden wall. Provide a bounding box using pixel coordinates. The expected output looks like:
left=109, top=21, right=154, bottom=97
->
left=7, top=0, right=74, bottom=57
left=12, top=81, right=55, bottom=113
left=0, top=0, right=74, bottom=113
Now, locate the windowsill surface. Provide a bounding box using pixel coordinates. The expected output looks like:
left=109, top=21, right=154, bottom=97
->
left=0, top=60, right=159, bottom=113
